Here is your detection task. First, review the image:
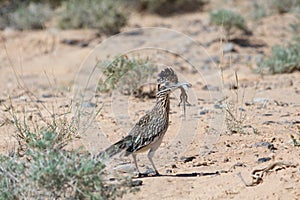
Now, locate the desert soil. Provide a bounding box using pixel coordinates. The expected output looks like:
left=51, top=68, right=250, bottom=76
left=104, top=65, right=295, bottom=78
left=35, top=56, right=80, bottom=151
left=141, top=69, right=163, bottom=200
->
left=0, top=1, right=300, bottom=199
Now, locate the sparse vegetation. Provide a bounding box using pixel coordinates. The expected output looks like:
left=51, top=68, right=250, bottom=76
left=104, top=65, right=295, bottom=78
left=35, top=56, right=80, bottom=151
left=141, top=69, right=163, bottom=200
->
left=0, top=99, right=134, bottom=199
left=290, top=125, right=300, bottom=147
left=210, top=9, right=250, bottom=35
left=250, top=0, right=300, bottom=20
left=250, top=1, right=267, bottom=20
left=56, top=0, right=127, bottom=35
left=0, top=2, right=52, bottom=30
left=258, top=42, right=300, bottom=74
left=269, top=0, right=298, bottom=14
left=98, top=55, right=157, bottom=97
left=127, top=0, right=208, bottom=15
left=223, top=72, right=257, bottom=134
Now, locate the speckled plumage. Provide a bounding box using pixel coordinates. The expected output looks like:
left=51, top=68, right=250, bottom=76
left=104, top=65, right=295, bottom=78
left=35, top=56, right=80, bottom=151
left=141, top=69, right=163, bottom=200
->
left=98, top=68, right=190, bottom=176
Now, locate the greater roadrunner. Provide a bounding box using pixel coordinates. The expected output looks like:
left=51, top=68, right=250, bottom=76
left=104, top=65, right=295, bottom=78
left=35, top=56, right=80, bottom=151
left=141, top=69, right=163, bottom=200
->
left=98, top=68, right=191, bottom=177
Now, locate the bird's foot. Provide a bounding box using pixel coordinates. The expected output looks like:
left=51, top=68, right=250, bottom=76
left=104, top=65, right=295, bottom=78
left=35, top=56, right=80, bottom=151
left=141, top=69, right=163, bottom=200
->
left=155, top=171, right=161, bottom=176
left=137, top=173, right=149, bottom=178
left=137, top=171, right=161, bottom=178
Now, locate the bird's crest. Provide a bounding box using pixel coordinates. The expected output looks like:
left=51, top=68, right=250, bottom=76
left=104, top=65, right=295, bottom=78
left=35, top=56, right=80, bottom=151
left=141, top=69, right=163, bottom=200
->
left=157, top=67, right=178, bottom=84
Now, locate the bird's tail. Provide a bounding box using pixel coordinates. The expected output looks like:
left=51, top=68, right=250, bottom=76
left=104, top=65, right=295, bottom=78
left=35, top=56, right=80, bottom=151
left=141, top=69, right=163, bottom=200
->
left=96, top=135, right=132, bottom=160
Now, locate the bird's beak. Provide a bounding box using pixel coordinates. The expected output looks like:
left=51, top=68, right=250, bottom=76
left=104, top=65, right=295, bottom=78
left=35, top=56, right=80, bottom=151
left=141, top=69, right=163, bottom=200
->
left=171, top=82, right=192, bottom=91
left=158, top=82, right=192, bottom=93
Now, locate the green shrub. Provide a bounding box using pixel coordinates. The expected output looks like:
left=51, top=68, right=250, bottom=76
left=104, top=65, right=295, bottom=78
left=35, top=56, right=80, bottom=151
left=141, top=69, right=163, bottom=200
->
left=250, top=1, right=267, bottom=20
left=56, top=0, right=127, bottom=35
left=128, top=0, right=207, bottom=15
left=210, top=9, right=249, bottom=35
left=0, top=134, right=127, bottom=199
left=0, top=2, right=52, bottom=30
left=0, top=99, right=135, bottom=199
left=258, top=42, right=300, bottom=74
left=98, top=55, right=157, bottom=96
left=290, top=125, right=300, bottom=147
left=269, top=0, right=298, bottom=13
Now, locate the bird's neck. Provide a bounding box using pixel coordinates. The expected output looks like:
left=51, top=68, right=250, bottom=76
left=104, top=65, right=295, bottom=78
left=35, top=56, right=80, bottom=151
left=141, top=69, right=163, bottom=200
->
left=155, top=92, right=170, bottom=115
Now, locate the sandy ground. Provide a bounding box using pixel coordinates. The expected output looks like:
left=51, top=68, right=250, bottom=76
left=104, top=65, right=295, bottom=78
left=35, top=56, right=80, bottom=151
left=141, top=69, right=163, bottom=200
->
left=0, top=2, right=300, bottom=199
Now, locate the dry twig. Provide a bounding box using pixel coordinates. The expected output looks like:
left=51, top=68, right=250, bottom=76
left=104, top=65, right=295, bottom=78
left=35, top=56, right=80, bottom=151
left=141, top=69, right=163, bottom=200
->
left=237, top=162, right=297, bottom=187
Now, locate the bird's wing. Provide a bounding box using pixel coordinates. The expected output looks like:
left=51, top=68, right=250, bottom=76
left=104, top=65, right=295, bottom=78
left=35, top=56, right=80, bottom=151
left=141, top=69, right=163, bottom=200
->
left=126, top=112, right=168, bottom=153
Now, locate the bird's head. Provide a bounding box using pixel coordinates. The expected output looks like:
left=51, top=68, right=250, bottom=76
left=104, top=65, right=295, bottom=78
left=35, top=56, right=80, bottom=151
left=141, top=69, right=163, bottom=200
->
left=157, top=68, right=191, bottom=94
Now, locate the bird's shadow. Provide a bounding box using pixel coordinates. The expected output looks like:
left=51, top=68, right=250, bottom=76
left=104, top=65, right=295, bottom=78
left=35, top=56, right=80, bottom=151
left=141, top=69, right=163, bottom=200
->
left=134, top=171, right=220, bottom=179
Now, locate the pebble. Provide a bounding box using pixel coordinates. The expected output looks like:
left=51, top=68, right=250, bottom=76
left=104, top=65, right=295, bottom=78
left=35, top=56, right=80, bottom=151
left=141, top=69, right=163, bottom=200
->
left=131, top=180, right=143, bottom=187
left=202, top=85, right=220, bottom=91
left=252, top=141, right=277, bottom=151
left=81, top=102, right=96, bottom=108
left=180, top=156, right=196, bottom=163
left=223, top=43, right=234, bottom=53
left=253, top=97, right=270, bottom=104
left=257, top=157, right=271, bottom=163
left=199, top=109, right=209, bottom=115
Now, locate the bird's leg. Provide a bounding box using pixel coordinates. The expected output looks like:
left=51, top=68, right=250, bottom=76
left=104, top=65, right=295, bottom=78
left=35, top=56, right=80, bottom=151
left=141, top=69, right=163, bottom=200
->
left=132, top=154, right=143, bottom=177
left=147, top=149, right=160, bottom=176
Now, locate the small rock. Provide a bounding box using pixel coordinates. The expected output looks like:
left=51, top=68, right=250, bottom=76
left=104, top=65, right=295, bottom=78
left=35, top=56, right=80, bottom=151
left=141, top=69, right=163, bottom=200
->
left=42, top=94, right=54, bottom=98
left=19, top=96, right=27, bottom=101
left=223, top=43, right=234, bottom=53
left=199, top=109, right=209, bottom=115
left=262, top=113, right=273, bottom=116
left=263, top=121, right=277, bottom=125
left=180, top=156, right=196, bottom=163
left=202, top=85, right=219, bottom=91
left=245, top=54, right=252, bottom=61
left=192, top=162, right=208, bottom=167
left=253, top=97, right=269, bottom=104
left=255, top=54, right=263, bottom=63
left=113, top=164, right=135, bottom=173
left=233, top=162, right=246, bottom=168
left=171, top=164, right=177, bottom=169
left=214, top=104, right=224, bottom=109
left=131, top=180, right=143, bottom=187
left=258, top=157, right=271, bottom=163
left=252, top=141, right=277, bottom=151
left=206, top=55, right=220, bottom=64
left=239, top=107, right=246, bottom=112
left=81, top=102, right=96, bottom=108
left=226, top=144, right=231, bottom=147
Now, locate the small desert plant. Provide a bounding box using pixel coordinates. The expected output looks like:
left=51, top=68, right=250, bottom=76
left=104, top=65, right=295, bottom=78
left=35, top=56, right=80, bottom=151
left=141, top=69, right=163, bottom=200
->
left=0, top=99, right=134, bottom=199
left=98, top=55, right=157, bottom=97
left=290, top=125, right=300, bottom=146
left=210, top=9, right=250, bottom=36
left=224, top=72, right=250, bottom=134
left=126, top=0, right=207, bottom=15
left=0, top=2, right=52, bottom=30
left=258, top=42, right=300, bottom=74
left=251, top=1, right=267, bottom=20
left=0, top=133, right=129, bottom=199
left=268, top=0, right=298, bottom=14
left=56, top=0, right=127, bottom=35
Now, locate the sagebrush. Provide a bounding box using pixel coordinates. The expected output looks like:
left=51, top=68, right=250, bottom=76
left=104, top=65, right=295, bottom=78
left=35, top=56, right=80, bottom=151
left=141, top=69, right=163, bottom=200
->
left=258, top=42, right=300, bottom=74
left=210, top=9, right=250, bottom=35
left=98, top=55, right=157, bottom=97
left=56, top=0, right=127, bottom=34
left=0, top=99, right=134, bottom=199
left=0, top=2, right=52, bottom=30
left=126, top=0, right=207, bottom=15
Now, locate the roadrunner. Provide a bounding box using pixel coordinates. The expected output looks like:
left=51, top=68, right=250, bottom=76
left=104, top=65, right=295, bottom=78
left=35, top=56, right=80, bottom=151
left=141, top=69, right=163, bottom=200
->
left=98, top=68, right=191, bottom=177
